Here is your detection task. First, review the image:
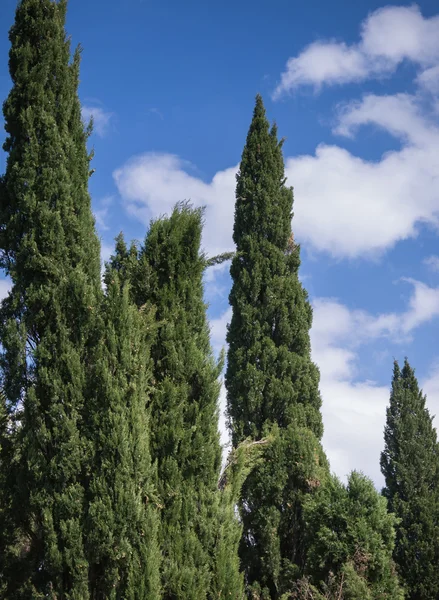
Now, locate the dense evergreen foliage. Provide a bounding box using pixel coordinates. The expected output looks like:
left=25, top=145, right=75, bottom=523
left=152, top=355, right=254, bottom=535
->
left=381, top=359, right=439, bottom=599
left=0, top=3, right=434, bottom=599
left=302, top=471, right=403, bottom=599
left=0, top=0, right=101, bottom=595
left=85, top=266, right=161, bottom=599
left=225, top=95, right=328, bottom=597
left=132, top=204, right=242, bottom=599
left=0, top=2, right=161, bottom=597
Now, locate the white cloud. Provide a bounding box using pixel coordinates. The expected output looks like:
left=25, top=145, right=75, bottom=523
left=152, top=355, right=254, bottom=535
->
left=209, top=278, right=439, bottom=485
left=401, top=278, right=439, bottom=331
left=416, top=65, right=439, bottom=94
left=114, top=153, right=237, bottom=257
left=333, top=93, right=436, bottom=144
left=287, top=93, right=439, bottom=258
left=82, top=105, right=114, bottom=138
left=101, top=243, right=114, bottom=265
left=0, top=278, right=11, bottom=301
left=270, top=8, right=439, bottom=262
left=272, top=42, right=368, bottom=96
left=424, top=255, right=439, bottom=272
left=423, top=362, right=439, bottom=424
left=319, top=379, right=389, bottom=484
left=273, top=5, right=439, bottom=96
left=210, top=307, right=232, bottom=356
left=114, top=90, right=439, bottom=260
left=311, top=278, right=439, bottom=485
left=315, top=279, right=439, bottom=343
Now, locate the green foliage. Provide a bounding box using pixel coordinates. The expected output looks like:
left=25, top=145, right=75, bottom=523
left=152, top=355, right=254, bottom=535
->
left=381, top=359, right=439, bottom=599
left=205, top=251, right=235, bottom=268
left=0, top=0, right=99, bottom=595
left=214, top=437, right=271, bottom=599
left=303, top=471, right=403, bottom=599
left=0, top=386, right=17, bottom=596
left=104, top=233, right=140, bottom=290
left=84, top=272, right=161, bottom=599
left=225, top=95, right=327, bottom=596
left=0, top=6, right=421, bottom=599
left=130, top=203, right=242, bottom=598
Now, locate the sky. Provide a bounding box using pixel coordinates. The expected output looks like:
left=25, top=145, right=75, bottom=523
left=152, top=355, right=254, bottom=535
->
left=1, top=0, right=439, bottom=488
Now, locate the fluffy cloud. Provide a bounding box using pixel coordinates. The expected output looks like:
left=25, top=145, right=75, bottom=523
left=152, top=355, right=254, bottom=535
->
left=82, top=105, right=114, bottom=138
left=273, top=5, right=439, bottom=96
left=287, top=93, right=439, bottom=257
left=312, top=278, right=439, bottom=484
left=114, top=153, right=237, bottom=257
left=273, top=42, right=369, bottom=94
left=114, top=91, right=439, bottom=259
left=209, top=279, right=439, bottom=485
left=417, top=65, right=439, bottom=94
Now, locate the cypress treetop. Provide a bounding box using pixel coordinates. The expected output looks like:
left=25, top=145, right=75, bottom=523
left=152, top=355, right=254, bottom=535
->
left=381, top=358, right=439, bottom=599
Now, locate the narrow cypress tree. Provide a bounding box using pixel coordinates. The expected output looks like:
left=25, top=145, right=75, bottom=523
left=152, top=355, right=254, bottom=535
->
left=225, top=95, right=327, bottom=597
left=381, top=359, right=439, bottom=599
left=0, top=0, right=101, bottom=595
left=85, top=262, right=161, bottom=599
left=132, top=203, right=231, bottom=598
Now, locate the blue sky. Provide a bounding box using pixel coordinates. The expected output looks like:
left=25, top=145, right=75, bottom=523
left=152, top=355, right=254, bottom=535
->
left=1, top=0, right=439, bottom=486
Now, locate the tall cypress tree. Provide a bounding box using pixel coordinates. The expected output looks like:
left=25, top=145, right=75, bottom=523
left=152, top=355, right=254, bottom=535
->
left=225, top=95, right=327, bottom=598
left=381, top=359, right=439, bottom=599
left=0, top=0, right=101, bottom=595
left=131, top=203, right=235, bottom=598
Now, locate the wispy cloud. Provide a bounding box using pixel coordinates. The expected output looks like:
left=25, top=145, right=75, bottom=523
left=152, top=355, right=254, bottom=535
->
left=148, top=107, right=164, bottom=120
left=424, top=255, right=439, bottom=272
left=82, top=105, right=114, bottom=137
left=93, top=196, right=114, bottom=231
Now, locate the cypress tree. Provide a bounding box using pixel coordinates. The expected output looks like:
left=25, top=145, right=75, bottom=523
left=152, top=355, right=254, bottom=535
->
left=225, top=95, right=327, bottom=597
left=381, top=359, right=439, bottom=599
left=0, top=0, right=101, bottom=595
left=84, top=261, right=161, bottom=599
left=132, top=203, right=235, bottom=598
